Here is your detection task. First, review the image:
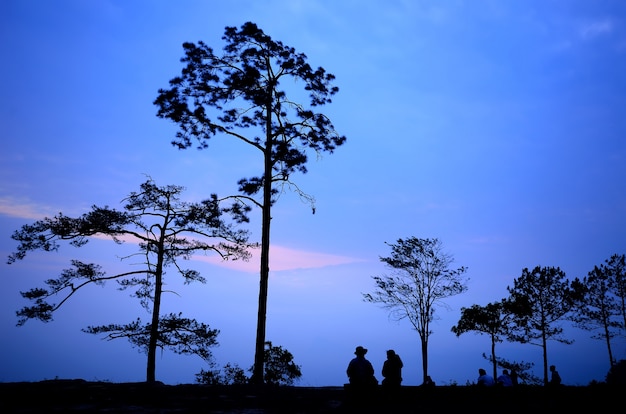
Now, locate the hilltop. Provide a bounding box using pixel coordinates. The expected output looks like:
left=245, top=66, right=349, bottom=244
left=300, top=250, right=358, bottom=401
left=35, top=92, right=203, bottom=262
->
left=0, top=379, right=621, bottom=413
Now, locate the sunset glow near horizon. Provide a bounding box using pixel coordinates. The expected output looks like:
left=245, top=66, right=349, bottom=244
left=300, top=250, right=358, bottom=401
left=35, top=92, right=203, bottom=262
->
left=1, top=0, right=625, bottom=387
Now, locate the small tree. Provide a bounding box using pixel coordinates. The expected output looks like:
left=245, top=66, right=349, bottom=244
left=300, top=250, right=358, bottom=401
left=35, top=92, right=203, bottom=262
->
left=222, top=363, right=249, bottom=385
left=195, top=362, right=247, bottom=386
left=506, top=266, right=576, bottom=386
left=7, top=179, right=252, bottom=383
left=605, top=254, right=626, bottom=336
left=606, top=359, right=626, bottom=385
left=364, top=237, right=468, bottom=383
left=154, top=22, right=346, bottom=384
left=196, top=343, right=301, bottom=386
left=452, top=301, right=512, bottom=380
left=255, top=342, right=302, bottom=386
left=571, top=265, right=622, bottom=369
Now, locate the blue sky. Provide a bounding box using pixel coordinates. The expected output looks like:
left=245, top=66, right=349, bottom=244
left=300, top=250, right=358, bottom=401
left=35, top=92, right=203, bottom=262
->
left=1, top=0, right=625, bottom=386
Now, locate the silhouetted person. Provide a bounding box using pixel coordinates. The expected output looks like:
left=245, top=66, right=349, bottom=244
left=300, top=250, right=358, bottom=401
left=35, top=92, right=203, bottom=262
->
left=347, top=346, right=377, bottom=388
left=549, top=365, right=561, bottom=387
left=509, top=369, right=519, bottom=386
left=421, top=375, right=436, bottom=387
left=346, top=346, right=377, bottom=408
left=497, top=369, right=513, bottom=387
left=381, top=349, right=403, bottom=389
left=477, top=368, right=495, bottom=387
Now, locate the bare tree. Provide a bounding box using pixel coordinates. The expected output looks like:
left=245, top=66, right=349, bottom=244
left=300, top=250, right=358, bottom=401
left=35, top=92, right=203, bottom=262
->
left=154, top=22, right=346, bottom=384
left=364, top=237, right=468, bottom=383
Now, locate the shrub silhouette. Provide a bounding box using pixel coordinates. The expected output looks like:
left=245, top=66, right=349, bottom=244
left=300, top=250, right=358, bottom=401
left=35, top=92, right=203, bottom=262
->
left=605, top=359, right=626, bottom=385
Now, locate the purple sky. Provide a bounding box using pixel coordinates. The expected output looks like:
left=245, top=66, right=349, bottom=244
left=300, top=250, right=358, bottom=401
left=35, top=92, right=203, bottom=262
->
left=1, top=0, right=625, bottom=386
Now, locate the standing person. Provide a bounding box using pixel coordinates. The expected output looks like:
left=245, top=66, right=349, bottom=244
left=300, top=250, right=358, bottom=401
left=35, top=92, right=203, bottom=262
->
left=477, top=368, right=495, bottom=387
left=549, top=365, right=562, bottom=386
left=347, top=346, right=377, bottom=387
left=381, top=349, right=403, bottom=388
left=497, top=370, right=513, bottom=387
left=509, top=369, right=519, bottom=386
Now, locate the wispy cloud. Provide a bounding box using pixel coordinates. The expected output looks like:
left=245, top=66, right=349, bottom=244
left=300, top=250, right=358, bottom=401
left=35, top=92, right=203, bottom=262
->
left=0, top=197, right=51, bottom=220
left=195, top=245, right=365, bottom=273
left=580, top=19, right=613, bottom=40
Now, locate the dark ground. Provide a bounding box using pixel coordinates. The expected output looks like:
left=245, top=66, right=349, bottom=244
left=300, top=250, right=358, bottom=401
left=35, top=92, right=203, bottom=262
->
left=0, top=379, right=622, bottom=413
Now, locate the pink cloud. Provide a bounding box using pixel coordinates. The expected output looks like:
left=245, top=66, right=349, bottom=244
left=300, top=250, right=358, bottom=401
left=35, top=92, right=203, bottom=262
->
left=0, top=199, right=362, bottom=273
left=0, top=197, right=52, bottom=220
left=194, top=245, right=364, bottom=273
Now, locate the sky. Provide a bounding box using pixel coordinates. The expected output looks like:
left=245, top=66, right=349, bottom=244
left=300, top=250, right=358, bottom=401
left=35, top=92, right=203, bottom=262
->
left=1, top=0, right=625, bottom=387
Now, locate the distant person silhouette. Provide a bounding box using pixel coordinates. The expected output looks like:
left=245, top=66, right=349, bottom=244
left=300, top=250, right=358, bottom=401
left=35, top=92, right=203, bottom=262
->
left=422, top=375, right=436, bottom=387
left=381, top=349, right=403, bottom=388
left=497, top=369, right=513, bottom=387
left=549, top=365, right=562, bottom=386
left=477, top=368, right=495, bottom=387
left=509, top=369, right=519, bottom=386
left=347, top=346, right=377, bottom=388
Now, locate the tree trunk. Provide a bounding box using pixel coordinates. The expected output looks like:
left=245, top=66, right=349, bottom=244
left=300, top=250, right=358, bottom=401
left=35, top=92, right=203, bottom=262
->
left=603, top=322, right=614, bottom=368
left=252, top=202, right=271, bottom=384
left=147, top=237, right=165, bottom=383
left=420, top=335, right=428, bottom=384
left=491, top=336, right=497, bottom=381
left=252, top=94, right=274, bottom=385
left=542, top=333, right=548, bottom=386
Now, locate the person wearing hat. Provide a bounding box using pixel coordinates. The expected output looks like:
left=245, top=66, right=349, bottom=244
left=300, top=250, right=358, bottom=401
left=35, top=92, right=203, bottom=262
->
left=346, top=346, right=377, bottom=387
